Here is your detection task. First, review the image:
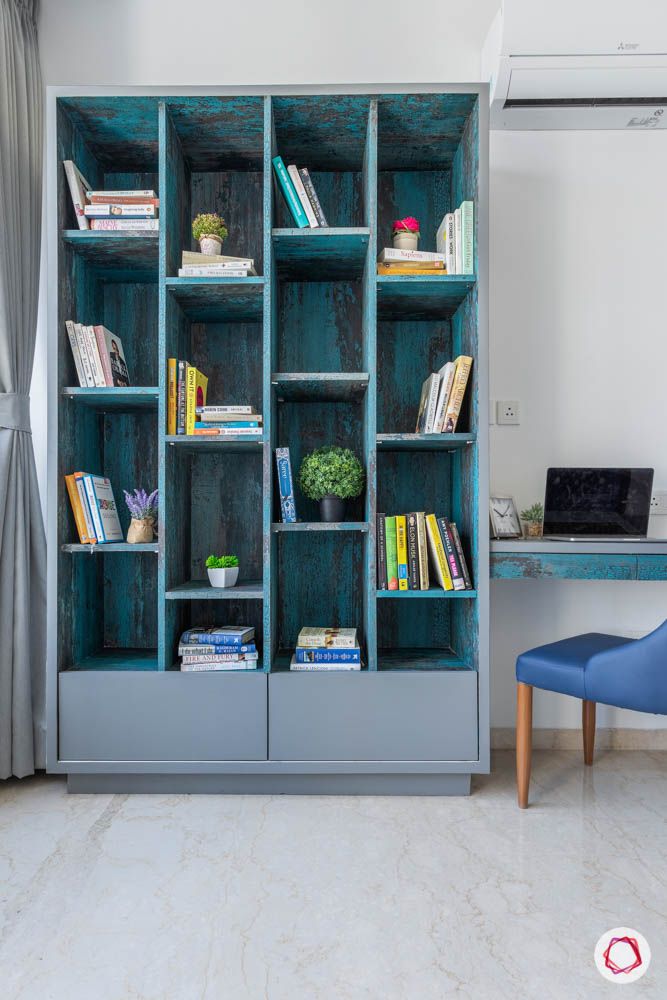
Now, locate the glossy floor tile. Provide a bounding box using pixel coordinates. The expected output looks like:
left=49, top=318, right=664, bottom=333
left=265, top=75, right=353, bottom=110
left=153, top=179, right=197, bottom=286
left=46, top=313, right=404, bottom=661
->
left=1, top=751, right=666, bottom=999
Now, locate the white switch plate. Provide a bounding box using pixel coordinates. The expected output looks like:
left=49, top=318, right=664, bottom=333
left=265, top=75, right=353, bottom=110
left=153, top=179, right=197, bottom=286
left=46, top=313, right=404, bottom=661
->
left=496, top=400, right=520, bottom=425
left=650, top=490, right=667, bottom=515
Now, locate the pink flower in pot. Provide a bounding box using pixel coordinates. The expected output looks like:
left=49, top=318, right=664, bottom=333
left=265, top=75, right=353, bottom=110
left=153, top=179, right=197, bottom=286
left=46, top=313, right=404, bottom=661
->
left=392, top=216, right=420, bottom=250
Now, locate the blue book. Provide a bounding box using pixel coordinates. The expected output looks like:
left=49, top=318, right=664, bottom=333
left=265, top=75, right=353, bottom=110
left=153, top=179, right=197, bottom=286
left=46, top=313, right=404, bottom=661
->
left=275, top=447, right=297, bottom=523
left=194, top=421, right=260, bottom=429
left=294, top=648, right=361, bottom=664
left=180, top=627, right=255, bottom=646
left=178, top=643, right=257, bottom=655
left=272, top=156, right=309, bottom=228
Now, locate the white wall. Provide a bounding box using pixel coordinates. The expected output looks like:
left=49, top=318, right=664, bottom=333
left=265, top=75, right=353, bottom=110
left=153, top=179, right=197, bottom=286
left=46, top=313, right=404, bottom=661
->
left=36, top=0, right=667, bottom=732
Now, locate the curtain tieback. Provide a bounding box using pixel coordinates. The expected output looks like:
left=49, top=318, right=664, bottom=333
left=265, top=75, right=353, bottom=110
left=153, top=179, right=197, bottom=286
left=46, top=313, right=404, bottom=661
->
left=0, top=393, right=31, bottom=433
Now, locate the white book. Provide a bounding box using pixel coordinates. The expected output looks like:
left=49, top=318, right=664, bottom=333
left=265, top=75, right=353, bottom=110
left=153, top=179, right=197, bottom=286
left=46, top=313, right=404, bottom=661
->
left=196, top=405, right=254, bottom=415
left=74, top=323, right=95, bottom=387
left=65, top=320, right=86, bottom=387
left=84, top=203, right=157, bottom=217
left=192, top=427, right=263, bottom=436
left=445, top=214, right=456, bottom=275
left=378, top=247, right=447, bottom=264
left=432, top=361, right=456, bottom=434
left=423, top=373, right=441, bottom=433
left=180, top=661, right=259, bottom=672
left=181, top=653, right=258, bottom=664
left=177, top=268, right=249, bottom=278
left=435, top=213, right=448, bottom=256
left=179, top=262, right=256, bottom=275
left=63, top=160, right=92, bottom=230
left=85, top=325, right=107, bottom=387
left=86, top=189, right=156, bottom=198
left=454, top=209, right=462, bottom=274
left=461, top=200, right=474, bottom=274
left=289, top=655, right=360, bottom=671
left=75, top=476, right=97, bottom=541
left=90, top=219, right=159, bottom=231
left=287, top=165, right=319, bottom=228
left=182, top=251, right=254, bottom=267
left=296, top=627, right=358, bottom=649
left=83, top=475, right=122, bottom=542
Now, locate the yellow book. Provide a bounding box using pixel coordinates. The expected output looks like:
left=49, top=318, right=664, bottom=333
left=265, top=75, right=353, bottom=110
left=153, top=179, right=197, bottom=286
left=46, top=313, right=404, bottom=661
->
left=443, top=356, right=473, bottom=433
left=377, top=263, right=446, bottom=275
left=167, top=358, right=177, bottom=435
left=425, top=514, right=453, bottom=591
left=64, top=473, right=92, bottom=543
left=396, top=514, right=408, bottom=590
left=185, top=365, right=208, bottom=436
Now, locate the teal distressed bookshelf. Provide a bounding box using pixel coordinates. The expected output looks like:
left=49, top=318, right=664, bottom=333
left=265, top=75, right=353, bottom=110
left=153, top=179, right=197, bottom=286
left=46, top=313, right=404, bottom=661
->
left=48, top=88, right=489, bottom=793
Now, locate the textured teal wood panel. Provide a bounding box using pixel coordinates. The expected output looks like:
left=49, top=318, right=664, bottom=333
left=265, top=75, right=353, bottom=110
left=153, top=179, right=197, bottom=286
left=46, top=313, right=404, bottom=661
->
left=377, top=599, right=454, bottom=656
left=62, top=543, right=158, bottom=553
left=377, top=433, right=475, bottom=451
left=377, top=93, right=477, bottom=170
left=165, top=436, right=264, bottom=453
left=272, top=373, right=368, bottom=402
left=377, top=276, right=476, bottom=320
left=377, top=318, right=453, bottom=434
left=490, top=553, right=637, bottom=580
left=376, top=648, right=470, bottom=671
left=376, top=451, right=452, bottom=518
left=58, top=97, right=160, bottom=169
left=166, top=96, right=265, bottom=170
left=637, top=555, right=667, bottom=581
left=377, top=589, right=477, bottom=599
left=273, top=229, right=369, bottom=280
left=165, top=580, right=263, bottom=600
left=278, top=281, right=362, bottom=371
left=62, top=232, right=158, bottom=282
left=272, top=96, right=371, bottom=170
left=102, top=282, right=159, bottom=385
left=166, top=278, right=264, bottom=322
left=61, top=388, right=159, bottom=411
left=377, top=169, right=449, bottom=259
left=263, top=97, right=275, bottom=673
left=274, top=169, right=363, bottom=229
left=163, top=599, right=265, bottom=671
left=272, top=522, right=368, bottom=533
left=69, top=649, right=159, bottom=671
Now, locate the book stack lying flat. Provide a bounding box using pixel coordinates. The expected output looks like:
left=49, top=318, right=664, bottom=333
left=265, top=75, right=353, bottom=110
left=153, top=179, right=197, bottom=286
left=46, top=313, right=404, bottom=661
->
left=166, top=359, right=263, bottom=437
left=416, top=355, right=472, bottom=434
left=63, top=161, right=159, bottom=232
left=178, top=627, right=258, bottom=671
left=272, top=156, right=329, bottom=229
left=65, top=320, right=130, bottom=388
left=377, top=248, right=447, bottom=276
left=177, top=250, right=257, bottom=278
left=290, top=627, right=362, bottom=671
left=377, top=513, right=473, bottom=592
left=64, top=472, right=123, bottom=544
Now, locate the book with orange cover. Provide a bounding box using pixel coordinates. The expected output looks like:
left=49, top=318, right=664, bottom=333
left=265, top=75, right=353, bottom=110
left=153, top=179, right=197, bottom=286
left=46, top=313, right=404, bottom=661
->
left=65, top=474, right=93, bottom=543
left=377, top=264, right=446, bottom=275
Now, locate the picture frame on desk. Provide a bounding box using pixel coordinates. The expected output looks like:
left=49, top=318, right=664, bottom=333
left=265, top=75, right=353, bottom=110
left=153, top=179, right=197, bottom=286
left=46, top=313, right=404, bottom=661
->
left=490, top=495, right=522, bottom=539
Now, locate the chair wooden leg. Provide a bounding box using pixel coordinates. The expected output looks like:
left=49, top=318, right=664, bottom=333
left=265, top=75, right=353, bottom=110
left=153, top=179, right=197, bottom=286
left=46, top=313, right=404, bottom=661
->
left=582, top=700, right=596, bottom=766
left=516, top=682, right=533, bottom=808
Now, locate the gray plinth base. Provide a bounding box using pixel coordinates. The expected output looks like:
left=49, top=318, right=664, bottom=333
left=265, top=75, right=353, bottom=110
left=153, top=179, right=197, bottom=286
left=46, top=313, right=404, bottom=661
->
left=67, top=772, right=472, bottom=796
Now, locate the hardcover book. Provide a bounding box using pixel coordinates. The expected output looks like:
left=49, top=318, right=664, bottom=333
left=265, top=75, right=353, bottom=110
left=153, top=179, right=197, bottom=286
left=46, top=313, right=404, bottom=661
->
left=298, top=168, right=328, bottom=226
left=425, top=513, right=453, bottom=591
left=443, top=356, right=472, bottom=434
left=406, top=512, right=420, bottom=590
left=94, top=326, right=130, bottom=387
left=74, top=473, right=97, bottom=542
left=177, top=267, right=250, bottom=278
left=82, top=475, right=123, bottom=543
left=385, top=515, right=398, bottom=590
left=272, top=156, right=309, bottom=228
left=376, top=512, right=387, bottom=590
left=437, top=517, right=465, bottom=590
left=461, top=200, right=474, bottom=274
left=177, top=643, right=256, bottom=656
left=89, top=219, right=159, bottom=231
left=177, top=360, right=188, bottom=434
left=167, top=358, right=177, bottom=435
left=288, top=164, right=319, bottom=228
left=181, top=661, right=259, bottom=672
left=378, top=248, right=446, bottom=264
left=294, top=648, right=361, bottom=664
left=87, top=189, right=157, bottom=199
left=73, top=322, right=94, bottom=387
left=185, top=366, right=208, bottom=435
left=454, top=208, right=462, bottom=274
left=180, top=627, right=255, bottom=646
left=415, top=512, right=429, bottom=589
left=450, top=523, right=473, bottom=590
left=181, top=652, right=258, bottom=664
left=63, top=160, right=91, bottom=230
left=65, top=320, right=86, bottom=387
left=289, top=656, right=360, bottom=672
left=182, top=251, right=254, bottom=268
left=297, top=627, right=358, bottom=649
left=432, top=361, right=456, bottom=434
left=84, top=203, right=157, bottom=218
left=396, top=514, right=408, bottom=590
left=275, top=447, right=297, bottom=523
left=64, top=474, right=94, bottom=543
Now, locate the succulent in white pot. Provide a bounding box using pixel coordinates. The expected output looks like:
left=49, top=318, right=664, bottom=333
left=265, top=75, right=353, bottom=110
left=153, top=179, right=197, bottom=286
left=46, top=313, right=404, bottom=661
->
left=192, top=212, right=228, bottom=256
left=206, top=554, right=239, bottom=588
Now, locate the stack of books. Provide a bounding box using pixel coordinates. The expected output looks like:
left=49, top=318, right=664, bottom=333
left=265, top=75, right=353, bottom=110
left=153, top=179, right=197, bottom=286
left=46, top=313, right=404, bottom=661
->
left=290, top=627, right=361, bottom=671
left=177, top=250, right=257, bottom=278
left=167, top=360, right=262, bottom=437
left=377, top=248, right=447, bottom=276
left=377, top=513, right=472, bottom=592
left=416, top=355, right=472, bottom=434
left=64, top=473, right=123, bottom=544
left=63, top=161, right=159, bottom=232
left=178, top=627, right=258, bottom=671
left=436, top=200, right=474, bottom=274
left=272, top=156, right=329, bottom=229
left=65, top=320, right=130, bottom=388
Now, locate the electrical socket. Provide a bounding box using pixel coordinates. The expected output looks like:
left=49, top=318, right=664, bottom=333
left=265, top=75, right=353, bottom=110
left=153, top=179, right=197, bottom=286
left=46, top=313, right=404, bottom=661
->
left=650, top=490, right=667, bottom=515
left=496, top=400, right=520, bottom=425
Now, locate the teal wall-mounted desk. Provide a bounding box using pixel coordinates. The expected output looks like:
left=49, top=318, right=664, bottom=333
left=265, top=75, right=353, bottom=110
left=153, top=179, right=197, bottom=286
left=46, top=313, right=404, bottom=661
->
left=490, top=540, right=667, bottom=581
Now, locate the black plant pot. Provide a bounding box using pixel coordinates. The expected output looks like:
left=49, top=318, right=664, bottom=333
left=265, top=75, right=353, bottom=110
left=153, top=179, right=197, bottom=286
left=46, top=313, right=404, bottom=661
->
left=319, top=495, right=345, bottom=522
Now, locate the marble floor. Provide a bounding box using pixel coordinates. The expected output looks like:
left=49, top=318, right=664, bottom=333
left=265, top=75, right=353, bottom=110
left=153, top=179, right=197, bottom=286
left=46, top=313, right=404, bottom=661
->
left=1, top=751, right=666, bottom=999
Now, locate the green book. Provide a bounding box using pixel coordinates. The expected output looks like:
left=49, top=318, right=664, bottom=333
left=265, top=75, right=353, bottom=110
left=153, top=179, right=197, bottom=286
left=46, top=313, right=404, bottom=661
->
left=385, top=516, right=398, bottom=590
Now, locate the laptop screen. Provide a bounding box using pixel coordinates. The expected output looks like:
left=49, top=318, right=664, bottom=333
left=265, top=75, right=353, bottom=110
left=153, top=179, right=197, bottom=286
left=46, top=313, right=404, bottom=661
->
left=543, top=468, right=654, bottom=536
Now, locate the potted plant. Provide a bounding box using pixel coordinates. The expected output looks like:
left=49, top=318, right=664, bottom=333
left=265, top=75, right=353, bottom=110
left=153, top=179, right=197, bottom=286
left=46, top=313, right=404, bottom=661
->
left=123, top=488, right=158, bottom=543
left=206, top=554, right=239, bottom=588
left=192, top=212, right=228, bottom=256
left=392, top=216, right=420, bottom=251
left=520, top=502, right=544, bottom=538
left=298, top=446, right=365, bottom=522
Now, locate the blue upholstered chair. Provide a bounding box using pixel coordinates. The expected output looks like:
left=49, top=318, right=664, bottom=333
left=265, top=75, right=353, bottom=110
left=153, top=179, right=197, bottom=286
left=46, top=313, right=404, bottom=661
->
left=515, top=620, right=667, bottom=807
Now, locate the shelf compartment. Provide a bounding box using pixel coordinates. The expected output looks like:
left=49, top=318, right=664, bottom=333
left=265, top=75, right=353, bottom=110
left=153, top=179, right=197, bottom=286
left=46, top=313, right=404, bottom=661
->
left=166, top=579, right=264, bottom=600
left=377, top=589, right=477, bottom=599
left=165, top=435, right=264, bottom=453
left=272, top=372, right=369, bottom=402
left=272, top=522, right=368, bottom=533
left=165, top=277, right=264, bottom=323
left=62, top=231, right=158, bottom=282
left=62, top=542, right=158, bottom=554
left=377, top=648, right=472, bottom=671
left=67, top=648, right=159, bottom=671
left=377, top=275, right=475, bottom=320
left=377, top=433, right=475, bottom=452
left=61, top=387, right=159, bottom=411
left=273, top=228, right=370, bottom=279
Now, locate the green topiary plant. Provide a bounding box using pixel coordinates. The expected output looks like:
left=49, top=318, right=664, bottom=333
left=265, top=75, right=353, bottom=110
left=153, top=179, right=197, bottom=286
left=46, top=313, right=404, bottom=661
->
left=205, top=554, right=239, bottom=569
left=298, top=446, right=365, bottom=501
left=520, top=503, right=544, bottom=523
left=192, top=212, right=228, bottom=243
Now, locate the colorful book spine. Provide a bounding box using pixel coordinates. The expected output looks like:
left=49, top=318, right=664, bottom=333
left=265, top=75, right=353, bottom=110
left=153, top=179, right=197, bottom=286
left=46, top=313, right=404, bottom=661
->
left=194, top=421, right=260, bottom=429
left=82, top=326, right=105, bottom=387
left=396, top=515, right=408, bottom=591
left=181, top=662, right=258, bottom=672
left=416, top=512, right=429, bottom=590
left=425, top=513, right=453, bottom=591
left=64, top=474, right=93, bottom=543
left=65, top=321, right=86, bottom=387
left=438, top=517, right=465, bottom=591
left=82, top=476, right=105, bottom=541
left=289, top=657, right=360, bottom=672
left=275, top=447, right=297, bottom=522
left=74, top=473, right=97, bottom=541
left=443, top=356, right=473, bottom=434
left=406, top=513, right=420, bottom=590
left=461, top=200, right=474, bottom=274
left=180, top=631, right=254, bottom=646
left=294, top=648, right=361, bottom=664
left=82, top=475, right=123, bottom=542
left=88, top=195, right=159, bottom=206
left=376, top=512, right=387, bottom=590
left=450, top=523, right=473, bottom=590
left=385, top=516, right=398, bottom=590
left=73, top=324, right=94, bottom=387
left=377, top=264, right=446, bottom=276
left=176, top=360, right=187, bottom=434
left=192, top=427, right=262, bottom=436
left=167, top=358, right=177, bottom=435
left=288, top=165, right=319, bottom=228
left=272, top=156, right=309, bottom=228
left=89, top=219, right=159, bottom=230
left=181, top=653, right=258, bottom=664
left=298, top=168, right=328, bottom=226
left=378, top=248, right=447, bottom=263
left=87, top=189, right=156, bottom=199
left=177, top=268, right=249, bottom=278
left=196, top=405, right=253, bottom=415
left=84, top=204, right=157, bottom=217
left=178, top=644, right=256, bottom=656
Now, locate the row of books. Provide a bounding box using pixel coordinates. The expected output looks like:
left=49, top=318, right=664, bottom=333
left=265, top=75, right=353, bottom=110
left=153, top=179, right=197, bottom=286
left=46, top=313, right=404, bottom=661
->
left=272, top=156, right=329, bottom=228
left=65, top=473, right=123, bottom=544
left=178, top=627, right=259, bottom=671
left=290, top=627, right=361, bottom=671
left=416, top=355, right=472, bottom=435
left=166, top=360, right=262, bottom=436
left=65, top=321, right=130, bottom=388
left=177, top=250, right=257, bottom=279
left=377, top=513, right=472, bottom=592
left=64, top=162, right=159, bottom=231
left=436, top=200, right=474, bottom=274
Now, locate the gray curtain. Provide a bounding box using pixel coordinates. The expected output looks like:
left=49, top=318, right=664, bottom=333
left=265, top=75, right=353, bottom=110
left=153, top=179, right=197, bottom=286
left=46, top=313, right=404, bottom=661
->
left=0, top=0, right=45, bottom=778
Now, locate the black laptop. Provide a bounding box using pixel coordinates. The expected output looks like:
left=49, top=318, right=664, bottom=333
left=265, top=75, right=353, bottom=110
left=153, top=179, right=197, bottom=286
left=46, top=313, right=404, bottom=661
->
left=543, top=467, right=654, bottom=541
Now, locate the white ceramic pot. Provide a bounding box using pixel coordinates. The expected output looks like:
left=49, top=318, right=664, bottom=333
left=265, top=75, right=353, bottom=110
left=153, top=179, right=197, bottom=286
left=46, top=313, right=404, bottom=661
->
left=392, top=230, right=419, bottom=250
left=199, top=235, right=223, bottom=256
left=207, top=566, right=239, bottom=588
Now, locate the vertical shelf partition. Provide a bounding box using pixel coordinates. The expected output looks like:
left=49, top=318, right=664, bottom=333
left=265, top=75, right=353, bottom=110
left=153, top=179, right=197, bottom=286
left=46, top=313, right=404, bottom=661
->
left=50, top=89, right=487, bottom=791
